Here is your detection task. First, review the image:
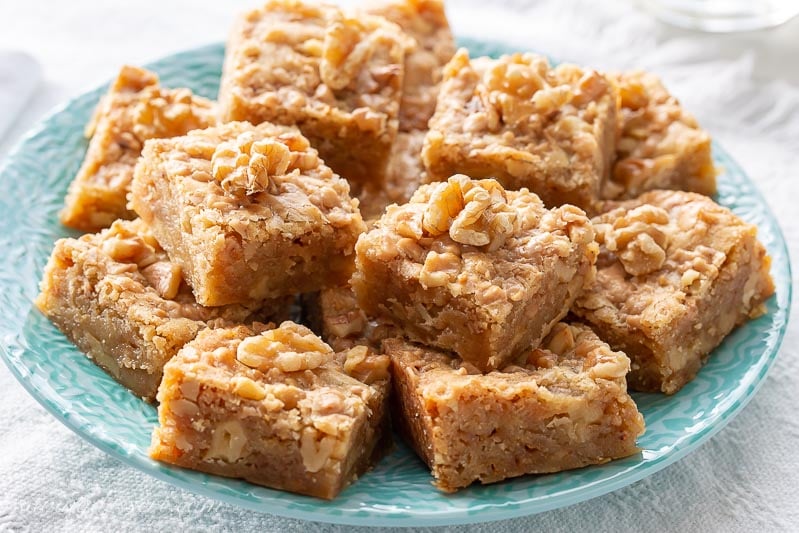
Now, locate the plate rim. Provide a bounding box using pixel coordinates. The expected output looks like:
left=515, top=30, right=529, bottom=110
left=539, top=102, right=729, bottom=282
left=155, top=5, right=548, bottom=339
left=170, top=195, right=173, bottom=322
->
left=0, top=39, right=792, bottom=527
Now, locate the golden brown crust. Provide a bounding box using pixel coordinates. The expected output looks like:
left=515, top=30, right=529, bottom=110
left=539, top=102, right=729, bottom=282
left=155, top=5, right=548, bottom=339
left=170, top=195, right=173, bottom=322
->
left=130, top=121, right=366, bottom=306
left=60, top=66, right=215, bottom=232
left=605, top=71, right=716, bottom=199
left=572, top=190, right=775, bottom=394
left=422, top=49, right=617, bottom=213
left=353, top=175, right=598, bottom=371
left=218, top=0, right=408, bottom=189
left=385, top=322, right=645, bottom=492
left=34, top=219, right=286, bottom=400
left=149, top=324, right=390, bottom=500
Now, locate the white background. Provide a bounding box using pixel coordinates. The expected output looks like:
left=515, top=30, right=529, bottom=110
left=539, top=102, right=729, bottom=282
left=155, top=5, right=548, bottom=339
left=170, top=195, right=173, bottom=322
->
left=0, top=1, right=797, bottom=531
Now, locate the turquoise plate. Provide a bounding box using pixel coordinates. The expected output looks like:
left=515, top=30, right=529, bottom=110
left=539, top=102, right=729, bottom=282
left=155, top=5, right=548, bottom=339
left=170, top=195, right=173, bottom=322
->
left=0, top=40, right=791, bottom=527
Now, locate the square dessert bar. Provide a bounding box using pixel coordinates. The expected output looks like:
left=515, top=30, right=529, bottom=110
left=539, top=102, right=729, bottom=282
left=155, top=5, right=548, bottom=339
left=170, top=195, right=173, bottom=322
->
left=352, top=175, right=598, bottom=371
left=218, top=0, right=408, bottom=190
left=366, top=0, right=456, bottom=131
left=385, top=322, right=645, bottom=492
left=35, top=219, right=286, bottom=400
left=149, top=322, right=391, bottom=500
left=572, top=190, right=775, bottom=394
left=422, top=50, right=617, bottom=213
left=130, top=121, right=366, bottom=307
left=605, top=71, right=716, bottom=199
left=61, top=65, right=215, bottom=232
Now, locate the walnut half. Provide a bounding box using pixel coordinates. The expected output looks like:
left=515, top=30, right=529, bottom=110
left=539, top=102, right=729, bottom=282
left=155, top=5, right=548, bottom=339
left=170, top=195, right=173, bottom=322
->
left=421, top=175, right=517, bottom=251
left=599, top=204, right=670, bottom=276
left=211, top=132, right=291, bottom=196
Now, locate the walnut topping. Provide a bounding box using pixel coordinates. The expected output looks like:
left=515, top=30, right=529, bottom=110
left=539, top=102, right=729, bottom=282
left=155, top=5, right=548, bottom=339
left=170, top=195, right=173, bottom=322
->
left=421, top=175, right=517, bottom=250
left=475, top=53, right=609, bottom=128
left=236, top=322, right=334, bottom=373
left=672, top=245, right=725, bottom=294
left=101, top=233, right=157, bottom=267
left=419, top=251, right=461, bottom=288
left=131, top=88, right=204, bottom=140
left=211, top=132, right=292, bottom=196
left=320, top=16, right=403, bottom=92
left=600, top=205, right=670, bottom=276
left=343, top=345, right=390, bottom=384
left=140, top=261, right=182, bottom=300
left=589, top=350, right=630, bottom=380
left=483, top=55, right=547, bottom=99
left=204, top=420, right=246, bottom=463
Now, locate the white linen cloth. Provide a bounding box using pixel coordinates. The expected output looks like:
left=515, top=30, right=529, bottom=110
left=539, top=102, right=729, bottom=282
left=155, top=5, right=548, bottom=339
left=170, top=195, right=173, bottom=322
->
left=0, top=1, right=797, bottom=531
left=0, top=51, right=40, bottom=142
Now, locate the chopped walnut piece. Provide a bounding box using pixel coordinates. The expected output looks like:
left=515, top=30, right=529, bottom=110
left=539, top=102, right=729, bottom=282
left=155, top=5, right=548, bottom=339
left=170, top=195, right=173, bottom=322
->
left=300, top=428, right=337, bottom=473
left=131, top=88, right=201, bottom=141
left=211, top=132, right=294, bottom=195
left=100, top=233, right=157, bottom=267
left=544, top=322, right=576, bottom=354
left=419, top=250, right=461, bottom=289
left=236, top=321, right=335, bottom=373
left=343, top=345, right=390, bottom=385
left=231, top=375, right=267, bottom=401
left=589, top=354, right=630, bottom=380
left=672, top=245, right=726, bottom=294
left=320, top=17, right=406, bottom=91
left=600, top=204, right=670, bottom=276
left=205, top=420, right=247, bottom=462
left=140, top=261, right=182, bottom=300
left=421, top=175, right=517, bottom=250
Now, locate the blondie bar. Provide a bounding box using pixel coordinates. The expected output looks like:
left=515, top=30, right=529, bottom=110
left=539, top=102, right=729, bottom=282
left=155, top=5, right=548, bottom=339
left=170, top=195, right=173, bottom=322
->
left=149, top=323, right=390, bottom=500
left=352, top=175, right=598, bottom=371
left=572, top=190, right=774, bottom=394
left=605, top=71, right=716, bottom=199
left=422, top=50, right=616, bottom=213
left=35, top=219, right=286, bottom=400
left=385, top=322, right=645, bottom=492
left=366, top=0, right=455, bottom=131
left=218, top=0, right=408, bottom=190
left=60, top=66, right=215, bottom=232
left=130, top=121, right=366, bottom=307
